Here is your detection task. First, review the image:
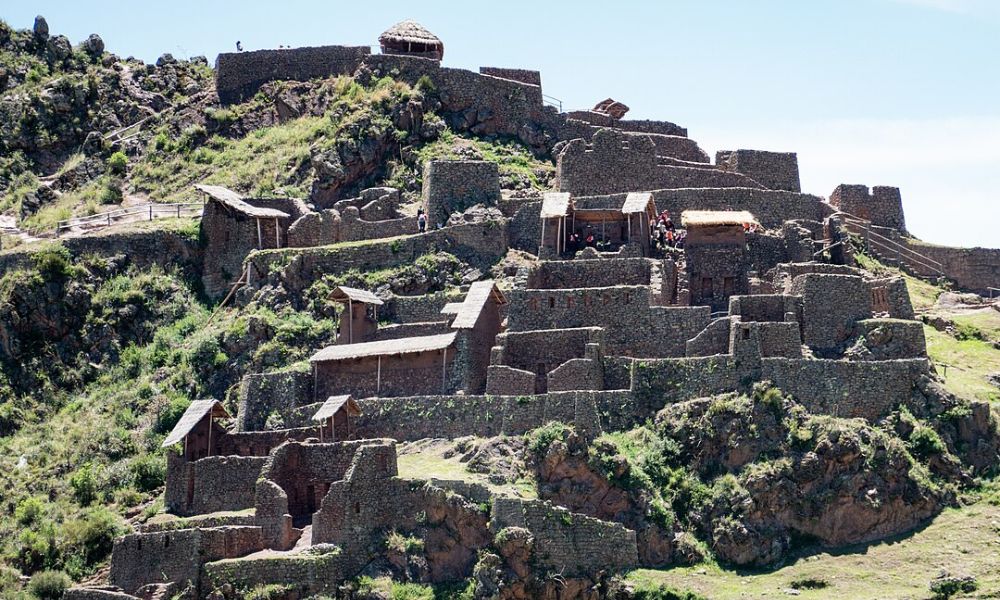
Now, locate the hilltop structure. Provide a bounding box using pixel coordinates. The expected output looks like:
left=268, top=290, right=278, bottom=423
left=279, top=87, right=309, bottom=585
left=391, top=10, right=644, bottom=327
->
left=62, top=18, right=1000, bottom=600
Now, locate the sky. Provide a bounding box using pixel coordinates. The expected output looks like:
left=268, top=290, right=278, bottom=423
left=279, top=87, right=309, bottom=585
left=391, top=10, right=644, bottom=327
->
left=3, top=0, right=998, bottom=248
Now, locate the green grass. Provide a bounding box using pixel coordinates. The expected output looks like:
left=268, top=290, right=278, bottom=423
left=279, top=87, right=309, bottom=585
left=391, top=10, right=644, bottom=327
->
left=396, top=440, right=536, bottom=500
left=627, top=502, right=1000, bottom=599
left=924, top=325, right=1000, bottom=404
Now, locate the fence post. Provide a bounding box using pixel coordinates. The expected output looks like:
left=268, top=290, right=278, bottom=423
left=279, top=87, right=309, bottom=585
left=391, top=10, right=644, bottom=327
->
left=149, top=205, right=153, bottom=221
left=177, top=204, right=181, bottom=218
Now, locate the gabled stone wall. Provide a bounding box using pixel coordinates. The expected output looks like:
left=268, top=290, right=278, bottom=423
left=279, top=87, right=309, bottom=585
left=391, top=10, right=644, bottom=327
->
left=215, top=45, right=371, bottom=104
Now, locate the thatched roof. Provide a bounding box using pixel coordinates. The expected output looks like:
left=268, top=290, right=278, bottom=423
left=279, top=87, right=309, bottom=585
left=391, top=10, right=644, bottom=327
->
left=379, top=20, right=442, bottom=47
left=330, top=286, right=383, bottom=305
left=540, top=192, right=572, bottom=218
left=450, top=280, right=507, bottom=329
left=681, top=210, right=758, bottom=228
left=310, top=332, right=457, bottom=363
left=162, top=400, right=230, bottom=447
left=312, top=395, right=362, bottom=421
left=621, top=192, right=655, bottom=215
left=195, top=184, right=289, bottom=219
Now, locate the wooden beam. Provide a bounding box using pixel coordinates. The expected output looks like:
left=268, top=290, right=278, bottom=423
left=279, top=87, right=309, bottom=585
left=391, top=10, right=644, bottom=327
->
left=256, top=218, right=263, bottom=249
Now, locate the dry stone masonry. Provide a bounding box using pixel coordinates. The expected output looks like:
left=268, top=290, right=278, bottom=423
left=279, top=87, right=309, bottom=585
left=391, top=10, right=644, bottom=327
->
left=61, top=17, right=1000, bottom=600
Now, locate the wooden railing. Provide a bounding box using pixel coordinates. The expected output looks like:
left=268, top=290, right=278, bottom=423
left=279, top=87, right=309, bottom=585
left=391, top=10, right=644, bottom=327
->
left=840, top=214, right=945, bottom=277
left=54, top=202, right=204, bottom=235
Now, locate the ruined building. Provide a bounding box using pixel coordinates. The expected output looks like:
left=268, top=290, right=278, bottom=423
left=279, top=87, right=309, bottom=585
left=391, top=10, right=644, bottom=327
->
left=65, top=18, right=1000, bottom=600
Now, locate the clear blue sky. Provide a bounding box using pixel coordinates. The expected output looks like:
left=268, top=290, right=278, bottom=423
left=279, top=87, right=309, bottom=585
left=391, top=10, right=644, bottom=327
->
left=4, top=0, right=998, bottom=248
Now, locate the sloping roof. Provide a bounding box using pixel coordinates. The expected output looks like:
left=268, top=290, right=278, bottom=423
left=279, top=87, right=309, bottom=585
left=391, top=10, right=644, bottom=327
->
left=450, top=280, right=507, bottom=329
left=681, top=210, right=759, bottom=228
left=195, top=184, right=290, bottom=219
left=540, top=192, right=572, bottom=218
left=379, top=20, right=443, bottom=46
left=621, top=192, right=654, bottom=214
left=441, top=302, right=464, bottom=315
left=162, top=400, right=230, bottom=447
left=312, top=395, right=362, bottom=421
left=329, top=286, right=384, bottom=305
left=310, top=331, right=457, bottom=363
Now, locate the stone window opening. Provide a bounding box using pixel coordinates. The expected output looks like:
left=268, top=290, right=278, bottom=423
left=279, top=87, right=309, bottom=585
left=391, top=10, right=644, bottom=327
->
left=583, top=294, right=592, bottom=307
left=164, top=535, right=170, bottom=548
left=724, top=277, right=736, bottom=297
left=743, top=327, right=751, bottom=340
left=549, top=297, right=556, bottom=309
left=701, top=277, right=714, bottom=299
left=354, top=502, right=361, bottom=514
left=566, top=296, right=574, bottom=309
left=623, top=292, right=631, bottom=305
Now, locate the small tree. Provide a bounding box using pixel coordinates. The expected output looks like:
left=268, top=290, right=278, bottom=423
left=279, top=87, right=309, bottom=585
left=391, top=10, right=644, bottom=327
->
left=28, top=570, right=71, bottom=600
left=107, top=151, right=127, bottom=175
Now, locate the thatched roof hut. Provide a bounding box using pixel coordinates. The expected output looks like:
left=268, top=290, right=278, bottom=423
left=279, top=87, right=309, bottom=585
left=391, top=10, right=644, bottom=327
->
left=379, top=20, right=444, bottom=60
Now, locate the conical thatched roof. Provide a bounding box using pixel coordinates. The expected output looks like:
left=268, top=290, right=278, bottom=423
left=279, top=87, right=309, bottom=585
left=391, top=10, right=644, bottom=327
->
left=379, top=20, right=442, bottom=47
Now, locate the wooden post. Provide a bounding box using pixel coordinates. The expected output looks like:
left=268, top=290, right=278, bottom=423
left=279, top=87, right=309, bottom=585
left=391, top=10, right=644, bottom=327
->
left=376, top=356, right=382, bottom=394
left=256, top=218, right=263, bottom=249
left=540, top=218, right=546, bottom=251
left=207, top=413, right=213, bottom=457
left=319, top=420, right=323, bottom=442
left=556, top=216, right=562, bottom=255
left=348, top=298, right=353, bottom=344
left=149, top=205, right=153, bottom=221
left=627, top=214, right=632, bottom=241
left=313, top=363, right=318, bottom=404
left=441, top=347, right=448, bottom=393
left=177, top=204, right=181, bottom=218
left=275, top=218, right=280, bottom=248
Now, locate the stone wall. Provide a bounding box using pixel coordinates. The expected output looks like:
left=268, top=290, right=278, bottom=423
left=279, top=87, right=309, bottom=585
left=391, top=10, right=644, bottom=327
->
left=247, top=221, right=509, bottom=297
left=790, top=273, right=872, bottom=352
left=491, top=498, right=638, bottom=576
left=870, top=277, right=915, bottom=320
left=903, top=239, right=1000, bottom=294
left=556, top=129, right=762, bottom=196
left=524, top=257, right=652, bottom=289
left=215, top=45, right=371, bottom=104
left=351, top=390, right=634, bottom=441
left=422, top=161, right=501, bottom=225
left=236, top=368, right=313, bottom=431
left=716, top=150, right=801, bottom=192
left=202, top=551, right=344, bottom=597
left=314, top=347, right=458, bottom=399
left=632, top=355, right=928, bottom=422
left=729, top=294, right=801, bottom=322
left=0, top=228, right=201, bottom=276
left=506, top=287, right=711, bottom=357
left=109, top=526, right=263, bottom=594
left=685, top=317, right=732, bottom=357
left=758, top=358, right=928, bottom=419
left=829, top=184, right=906, bottom=232
left=479, top=67, right=541, bottom=86
left=164, top=453, right=266, bottom=516
left=648, top=188, right=825, bottom=229
left=848, top=318, right=927, bottom=360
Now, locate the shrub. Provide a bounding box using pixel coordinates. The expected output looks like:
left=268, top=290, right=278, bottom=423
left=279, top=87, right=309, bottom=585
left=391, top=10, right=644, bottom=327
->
left=386, top=530, right=424, bottom=554
left=243, top=584, right=292, bottom=600
left=100, top=177, right=124, bottom=204
left=15, top=496, right=46, bottom=526
left=130, top=454, right=166, bottom=492
left=526, top=421, right=571, bottom=455
left=155, top=395, right=191, bottom=435
left=60, top=506, right=124, bottom=573
left=32, top=245, right=75, bottom=280
left=415, top=74, right=436, bottom=93
left=909, top=425, right=946, bottom=459
left=70, top=463, right=99, bottom=506
left=630, top=581, right=707, bottom=600
left=107, top=151, right=127, bottom=175
left=27, top=570, right=71, bottom=600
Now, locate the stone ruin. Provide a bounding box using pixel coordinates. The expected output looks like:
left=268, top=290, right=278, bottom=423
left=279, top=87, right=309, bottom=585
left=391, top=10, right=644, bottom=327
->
left=66, top=18, right=1000, bottom=600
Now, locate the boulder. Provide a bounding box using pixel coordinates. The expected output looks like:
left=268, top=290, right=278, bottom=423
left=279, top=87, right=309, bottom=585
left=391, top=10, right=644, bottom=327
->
left=155, top=53, right=176, bottom=67
left=81, top=33, right=104, bottom=57
left=46, top=35, right=72, bottom=63
left=33, top=15, right=49, bottom=40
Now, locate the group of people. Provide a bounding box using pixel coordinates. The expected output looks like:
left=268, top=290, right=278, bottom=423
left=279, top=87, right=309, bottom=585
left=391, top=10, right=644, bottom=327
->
left=565, top=229, right=598, bottom=253
left=651, top=210, right=685, bottom=250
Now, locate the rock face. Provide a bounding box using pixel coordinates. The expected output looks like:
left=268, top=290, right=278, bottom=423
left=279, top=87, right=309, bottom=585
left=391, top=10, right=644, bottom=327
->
left=82, top=33, right=104, bottom=57
left=527, top=385, right=976, bottom=569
